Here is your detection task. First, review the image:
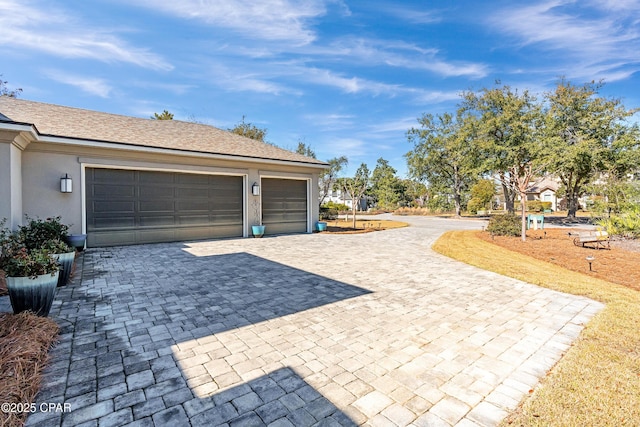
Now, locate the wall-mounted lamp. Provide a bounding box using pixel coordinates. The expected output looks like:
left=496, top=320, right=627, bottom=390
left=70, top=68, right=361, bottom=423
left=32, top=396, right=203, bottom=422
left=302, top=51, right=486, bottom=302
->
left=251, top=182, right=260, bottom=196
left=60, top=174, right=73, bottom=193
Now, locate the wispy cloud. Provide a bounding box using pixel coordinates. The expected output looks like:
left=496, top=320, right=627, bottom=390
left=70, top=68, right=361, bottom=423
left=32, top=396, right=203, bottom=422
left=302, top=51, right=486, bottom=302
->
left=490, top=0, right=640, bottom=82
left=302, top=113, right=355, bottom=130
left=0, top=0, right=172, bottom=71
left=307, top=37, right=488, bottom=79
left=319, top=137, right=366, bottom=160
left=367, top=117, right=423, bottom=135
left=207, top=63, right=301, bottom=95
left=131, top=81, right=195, bottom=96
left=44, top=70, right=113, bottom=98
left=127, top=0, right=333, bottom=46
left=375, top=4, right=442, bottom=24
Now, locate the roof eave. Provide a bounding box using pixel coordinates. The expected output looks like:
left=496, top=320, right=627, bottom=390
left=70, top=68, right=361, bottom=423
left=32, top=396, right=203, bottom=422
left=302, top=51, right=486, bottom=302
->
left=0, top=120, right=329, bottom=169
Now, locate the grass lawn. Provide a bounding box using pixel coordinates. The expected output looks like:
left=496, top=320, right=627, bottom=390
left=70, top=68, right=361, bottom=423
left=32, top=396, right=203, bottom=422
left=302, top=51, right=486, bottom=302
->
left=433, top=230, right=640, bottom=426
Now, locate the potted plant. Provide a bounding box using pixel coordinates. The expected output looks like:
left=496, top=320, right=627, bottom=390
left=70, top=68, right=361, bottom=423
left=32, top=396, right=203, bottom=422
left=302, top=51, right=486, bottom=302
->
left=0, top=237, right=59, bottom=317
left=19, top=215, right=69, bottom=249
left=42, top=239, right=75, bottom=287
left=65, top=233, right=87, bottom=251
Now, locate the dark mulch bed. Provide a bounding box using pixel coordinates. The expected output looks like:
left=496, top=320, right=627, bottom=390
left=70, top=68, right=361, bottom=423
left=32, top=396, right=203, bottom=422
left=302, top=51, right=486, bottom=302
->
left=0, top=312, right=59, bottom=427
left=477, top=228, right=640, bottom=292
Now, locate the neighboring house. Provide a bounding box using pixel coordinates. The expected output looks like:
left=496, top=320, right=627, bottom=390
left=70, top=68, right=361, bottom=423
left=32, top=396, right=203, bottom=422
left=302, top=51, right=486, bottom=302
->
left=321, top=189, right=370, bottom=211
left=526, top=177, right=560, bottom=211
left=323, top=188, right=353, bottom=208
left=0, top=97, right=327, bottom=247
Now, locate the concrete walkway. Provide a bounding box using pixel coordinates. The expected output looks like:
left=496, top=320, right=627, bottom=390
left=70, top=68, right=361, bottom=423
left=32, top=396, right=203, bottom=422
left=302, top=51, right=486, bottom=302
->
left=15, top=216, right=602, bottom=426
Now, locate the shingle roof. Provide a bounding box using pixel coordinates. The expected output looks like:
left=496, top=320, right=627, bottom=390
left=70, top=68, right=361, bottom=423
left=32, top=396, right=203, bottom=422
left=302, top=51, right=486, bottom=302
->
left=526, top=177, right=560, bottom=193
left=0, top=97, right=326, bottom=167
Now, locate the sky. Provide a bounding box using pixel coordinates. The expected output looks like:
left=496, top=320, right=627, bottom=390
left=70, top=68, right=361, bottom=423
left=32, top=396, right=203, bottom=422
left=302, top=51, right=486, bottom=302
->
left=2, top=0, right=640, bottom=177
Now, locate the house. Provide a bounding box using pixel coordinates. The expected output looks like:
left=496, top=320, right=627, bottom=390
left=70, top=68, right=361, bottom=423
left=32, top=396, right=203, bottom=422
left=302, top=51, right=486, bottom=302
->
left=526, top=177, right=560, bottom=211
left=322, top=189, right=370, bottom=211
left=0, top=97, right=327, bottom=247
left=322, top=188, right=353, bottom=208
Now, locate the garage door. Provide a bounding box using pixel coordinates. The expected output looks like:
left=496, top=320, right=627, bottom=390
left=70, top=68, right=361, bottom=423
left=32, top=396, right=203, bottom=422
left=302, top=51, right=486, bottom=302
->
left=86, top=168, right=243, bottom=247
left=261, top=178, right=308, bottom=235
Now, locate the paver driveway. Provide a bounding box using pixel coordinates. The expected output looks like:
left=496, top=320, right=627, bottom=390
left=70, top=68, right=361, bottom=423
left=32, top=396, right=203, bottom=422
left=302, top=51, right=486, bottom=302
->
left=21, top=216, right=603, bottom=426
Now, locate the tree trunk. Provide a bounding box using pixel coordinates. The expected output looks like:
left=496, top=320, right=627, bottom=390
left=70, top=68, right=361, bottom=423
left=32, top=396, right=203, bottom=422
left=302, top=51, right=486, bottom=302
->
left=352, top=203, right=357, bottom=229
left=567, top=194, right=579, bottom=219
left=520, top=191, right=527, bottom=242
left=501, top=182, right=516, bottom=213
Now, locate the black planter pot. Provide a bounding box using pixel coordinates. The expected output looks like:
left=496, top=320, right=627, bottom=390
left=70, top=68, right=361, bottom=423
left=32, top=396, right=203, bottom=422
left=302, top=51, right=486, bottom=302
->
left=65, top=234, right=87, bottom=252
left=51, top=251, right=75, bottom=286
left=6, top=272, right=59, bottom=317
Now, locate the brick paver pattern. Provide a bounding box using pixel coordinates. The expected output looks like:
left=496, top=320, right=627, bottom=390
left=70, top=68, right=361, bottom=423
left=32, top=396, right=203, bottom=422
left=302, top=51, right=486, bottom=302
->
left=17, top=216, right=603, bottom=426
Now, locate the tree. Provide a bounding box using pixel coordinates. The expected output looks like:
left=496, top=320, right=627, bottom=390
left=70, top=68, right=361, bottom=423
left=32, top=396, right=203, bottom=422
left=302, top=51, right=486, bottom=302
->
left=295, top=141, right=316, bottom=159
left=338, top=163, right=370, bottom=228
left=402, top=179, right=428, bottom=207
left=463, top=84, right=545, bottom=240
left=228, top=116, right=267, bottom=142
left=370, top=158, right=403, bottom=210
left=406, top=110, right=480, bottom=217
left=0, top=76, right=22, bottom=98
left=319, top=156, right=348, bottom=206
left=468, top=179, right=496, bottom=213
left=151, top=110, right=174, bottom=120
left=543, top=79, right=639, bottom=218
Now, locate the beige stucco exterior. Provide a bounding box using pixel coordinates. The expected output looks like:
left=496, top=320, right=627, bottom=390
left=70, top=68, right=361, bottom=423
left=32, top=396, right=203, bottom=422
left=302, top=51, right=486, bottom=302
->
left=0, top=130, right=27, bottom=229
left=1, top=127, right=322, bottom=241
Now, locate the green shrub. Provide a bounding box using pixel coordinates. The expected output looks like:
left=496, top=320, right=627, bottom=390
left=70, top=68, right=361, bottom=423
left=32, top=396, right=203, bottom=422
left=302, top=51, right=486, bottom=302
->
left=596, top=206, right=640, bottom=238
left=515, top=201, right=553, bottom=212
left=319, top=207, right=338, bottom=220
left=321, top=201, right=350, bottom=212
left=467, top=198, right=484, bottom=214
left=1, top=247, right=59, bottom=278
left=19, top=216, right=69, bottom=250
left=487, top=214, right=521, bottom=236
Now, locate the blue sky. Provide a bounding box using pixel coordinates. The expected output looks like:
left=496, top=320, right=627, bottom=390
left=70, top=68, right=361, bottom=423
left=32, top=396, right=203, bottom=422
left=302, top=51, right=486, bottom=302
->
left=2, top=0, right=640, bottom=176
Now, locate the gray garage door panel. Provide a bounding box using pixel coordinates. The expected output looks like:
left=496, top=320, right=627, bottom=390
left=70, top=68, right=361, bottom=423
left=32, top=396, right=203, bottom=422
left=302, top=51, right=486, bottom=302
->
left=262, top=178, right=308, bottom=235
left=86, top=168, right=243, bottom=247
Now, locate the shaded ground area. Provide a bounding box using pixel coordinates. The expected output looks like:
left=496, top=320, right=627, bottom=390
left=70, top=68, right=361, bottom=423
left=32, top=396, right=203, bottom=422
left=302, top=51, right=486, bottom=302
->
left=477, top=228, right=640, bottom=292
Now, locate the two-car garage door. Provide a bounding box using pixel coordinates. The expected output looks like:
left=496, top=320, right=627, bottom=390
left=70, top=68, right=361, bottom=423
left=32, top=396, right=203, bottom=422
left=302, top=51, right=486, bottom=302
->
left=85, top=169, right=310, bottom=247
left=86, top=168, right=243, bottom=247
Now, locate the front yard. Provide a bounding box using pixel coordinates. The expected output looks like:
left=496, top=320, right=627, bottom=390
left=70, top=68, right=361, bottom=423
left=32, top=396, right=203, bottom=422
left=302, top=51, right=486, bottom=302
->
left=433, top=229, right=640, bottom=426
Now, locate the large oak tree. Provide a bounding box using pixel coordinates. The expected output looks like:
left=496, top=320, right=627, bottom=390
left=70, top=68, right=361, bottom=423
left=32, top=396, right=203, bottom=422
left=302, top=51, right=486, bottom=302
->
left=543, top=80, right=639, bottom=218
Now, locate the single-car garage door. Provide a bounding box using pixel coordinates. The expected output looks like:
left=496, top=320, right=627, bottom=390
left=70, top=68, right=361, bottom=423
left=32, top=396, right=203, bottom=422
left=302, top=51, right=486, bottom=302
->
left=261, top=178, right=308, bottom=235
left=86, top=168, right=243, bottom=247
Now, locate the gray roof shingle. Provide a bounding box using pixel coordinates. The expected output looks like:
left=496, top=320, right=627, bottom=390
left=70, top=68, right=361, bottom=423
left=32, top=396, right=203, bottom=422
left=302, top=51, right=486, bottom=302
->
left=0, top=97, right=326, bottom=166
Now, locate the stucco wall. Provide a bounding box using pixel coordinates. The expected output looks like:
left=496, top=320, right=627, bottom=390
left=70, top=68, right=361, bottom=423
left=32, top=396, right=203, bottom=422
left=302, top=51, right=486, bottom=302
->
left=0, top=133, right=24, bottom=229
left=21, top=140, right=321, bottom=238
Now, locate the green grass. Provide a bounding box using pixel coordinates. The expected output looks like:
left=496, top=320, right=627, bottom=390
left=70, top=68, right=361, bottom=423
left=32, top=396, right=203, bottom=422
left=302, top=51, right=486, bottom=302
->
left=433, top=230, right=640, bottom=426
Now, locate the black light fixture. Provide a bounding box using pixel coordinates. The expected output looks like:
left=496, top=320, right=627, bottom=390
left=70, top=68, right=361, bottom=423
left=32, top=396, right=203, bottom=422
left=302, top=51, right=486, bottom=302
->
left=60, top=174, right=73, bottom=193
left=251, top=182, right=260, bottom=196
left=586, top=255, right=595, bottom=272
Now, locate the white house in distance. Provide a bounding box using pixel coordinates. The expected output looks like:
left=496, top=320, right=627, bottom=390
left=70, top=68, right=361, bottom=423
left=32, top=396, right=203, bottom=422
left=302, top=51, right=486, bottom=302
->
left=321, top=188, right=370, bottom=211
left=526, top=177, right=560, bottom=211
left=323, top=188, right=354, bottom=208
left=0, top=97, right=327, bottom=247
